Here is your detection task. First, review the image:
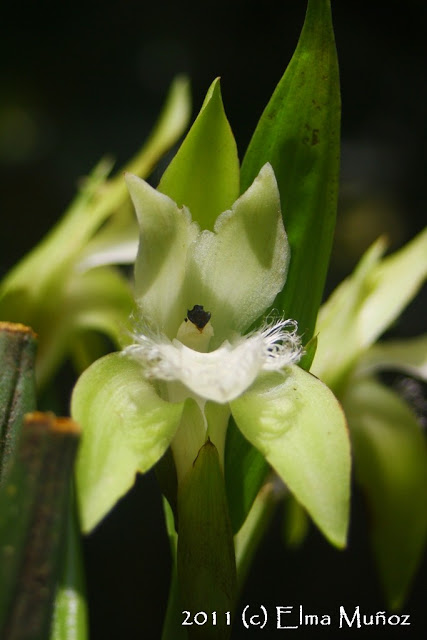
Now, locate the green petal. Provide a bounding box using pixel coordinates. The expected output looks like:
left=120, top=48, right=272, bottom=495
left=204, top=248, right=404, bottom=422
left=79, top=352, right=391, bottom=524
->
left=356, top=334, right=427, bottom=382
left=158, top=78, right=240, bottom=231
left=184, top=164, right=289, bottom=340
left=344, top=378, right=427, bottom=609
left=71, top=352, right=184, bottom=532
left=231, top=367, right=350, bottom=548
left=125, top=173, right=199, bottom=337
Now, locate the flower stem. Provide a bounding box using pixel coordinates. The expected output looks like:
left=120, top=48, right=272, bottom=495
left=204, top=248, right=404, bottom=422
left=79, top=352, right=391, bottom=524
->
left=161, top=499, right=188, bottom=640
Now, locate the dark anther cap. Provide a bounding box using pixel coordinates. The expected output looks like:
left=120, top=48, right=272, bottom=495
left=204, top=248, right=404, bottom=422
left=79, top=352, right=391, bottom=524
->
left=186, top=305, right=211, bottom=330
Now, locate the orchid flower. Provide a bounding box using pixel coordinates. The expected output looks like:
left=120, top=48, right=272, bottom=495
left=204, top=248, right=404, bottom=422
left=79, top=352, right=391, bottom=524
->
left=71, top=157, right=350, bottom=549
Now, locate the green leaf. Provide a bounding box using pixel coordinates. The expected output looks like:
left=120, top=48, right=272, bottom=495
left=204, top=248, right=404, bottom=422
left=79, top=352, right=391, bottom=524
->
left=0, top=413, right=80, bottom=640
left=231, top=366, right=350, bottom=548
left=0, top=322, right=37, bottom=483
left=177, top=440, right=236, bottom=639
left=71, top=352, right=185, bottom=532
left=344, top=378, right=427, bottom=609
left=158, top=78, right=240, bottom=231
left=298, top=334, right=318, bottom=372
left=241, top=0, right=340, bottom=340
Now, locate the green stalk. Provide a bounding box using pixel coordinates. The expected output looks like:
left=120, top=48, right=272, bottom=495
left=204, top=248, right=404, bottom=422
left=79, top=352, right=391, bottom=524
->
left=234, top=480, right=281, bottom=594
left=50, top=485, right=88, bottom=640
left=0, top=412, right=80, bottom=640
left=0, top=322, right=37, bottom=483
left=161, top=498, right=188, bottom=640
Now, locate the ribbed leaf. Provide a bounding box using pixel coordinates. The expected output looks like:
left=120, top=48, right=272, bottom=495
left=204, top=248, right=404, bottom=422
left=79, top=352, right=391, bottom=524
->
left=241, top=0, right=340, bottom=340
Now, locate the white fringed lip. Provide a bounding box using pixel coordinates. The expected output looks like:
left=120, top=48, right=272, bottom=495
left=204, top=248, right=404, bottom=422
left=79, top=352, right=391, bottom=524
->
left=124, top=319, right=303, bottom=404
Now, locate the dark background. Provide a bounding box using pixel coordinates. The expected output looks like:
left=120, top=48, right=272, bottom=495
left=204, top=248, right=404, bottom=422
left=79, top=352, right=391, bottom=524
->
left=1, top=1, right=426, bottom=638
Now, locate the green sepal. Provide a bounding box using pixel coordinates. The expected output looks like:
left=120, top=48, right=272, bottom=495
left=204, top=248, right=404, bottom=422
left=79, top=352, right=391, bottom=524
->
left=231, top=366, right=350, bottom=548
left=158, top=78, right=240, bottom=231
left=241, top=0, right=340, bottom=340
left=0, top=413, right=80, bottom=640
left=177, top=440, right=236, bottom=639
left=0, top=322, right=37, bottom=483
left=344, top=378, right=427, bottom=610
left=71, top=352, right=185, bottom=532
